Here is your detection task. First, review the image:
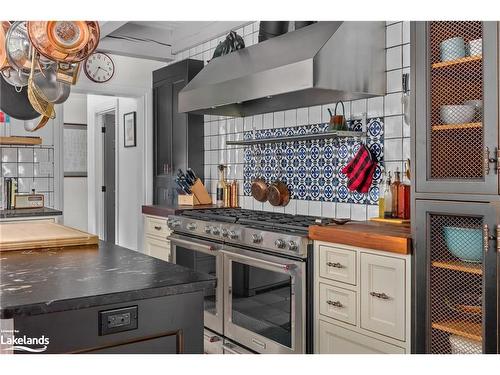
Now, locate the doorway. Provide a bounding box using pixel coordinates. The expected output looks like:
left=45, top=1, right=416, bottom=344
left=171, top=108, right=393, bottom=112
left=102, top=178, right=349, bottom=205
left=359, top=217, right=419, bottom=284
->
left=101, top=111, right=116, bottom=243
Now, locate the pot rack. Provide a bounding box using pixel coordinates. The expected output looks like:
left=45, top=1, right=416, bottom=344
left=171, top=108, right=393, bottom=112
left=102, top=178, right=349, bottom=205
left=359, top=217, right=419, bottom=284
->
left=225, top=113, right=368, bottom=146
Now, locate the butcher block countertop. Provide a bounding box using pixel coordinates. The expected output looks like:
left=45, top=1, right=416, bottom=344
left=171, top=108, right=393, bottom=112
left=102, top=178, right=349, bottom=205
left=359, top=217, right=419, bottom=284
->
left=309, top=221, right=412, bottom=255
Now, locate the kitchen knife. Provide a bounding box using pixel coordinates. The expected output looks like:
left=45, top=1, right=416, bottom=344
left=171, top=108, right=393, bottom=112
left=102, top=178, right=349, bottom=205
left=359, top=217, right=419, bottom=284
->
left=186, top=168, right=197, bottom=183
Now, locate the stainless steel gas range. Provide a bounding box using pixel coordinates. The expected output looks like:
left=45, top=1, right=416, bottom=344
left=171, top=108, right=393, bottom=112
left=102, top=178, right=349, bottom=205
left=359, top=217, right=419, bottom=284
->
left=167, top=208, right=331, bottom=354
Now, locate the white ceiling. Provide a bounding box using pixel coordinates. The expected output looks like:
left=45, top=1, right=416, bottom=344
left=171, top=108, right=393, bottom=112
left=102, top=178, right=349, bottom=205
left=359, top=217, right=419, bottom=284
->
left=97, top=21, right=250, bottom=61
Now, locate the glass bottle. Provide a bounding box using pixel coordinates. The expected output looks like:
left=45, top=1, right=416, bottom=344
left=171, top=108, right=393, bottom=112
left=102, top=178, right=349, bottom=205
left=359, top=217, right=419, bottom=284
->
left=383, top=172, right=393, bottom=218
left=216, top=164, right=226, bottom=208
left=391, top=169, right=401, bottom=218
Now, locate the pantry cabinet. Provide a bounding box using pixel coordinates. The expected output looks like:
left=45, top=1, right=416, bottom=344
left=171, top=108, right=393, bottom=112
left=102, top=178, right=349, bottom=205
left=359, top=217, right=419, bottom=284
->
left=413, top=21, right=499, bottom=196
left=411, top=21, right=500, bottom=354
left=314, top=242, right=411, bottom=354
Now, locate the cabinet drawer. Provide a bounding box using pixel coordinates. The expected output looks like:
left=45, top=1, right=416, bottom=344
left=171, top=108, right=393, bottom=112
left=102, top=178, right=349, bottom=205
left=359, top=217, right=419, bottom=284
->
left=145, top=216, right=169, bottom=238
left=318, top=320, right=405, bottom=354
left=319, top=283, right=357, bottom=325
left=360, top=253, right=406, bottom=341
left=319, top=245, right=356, bottom=285
left=145, top=236, right=171, bottom=262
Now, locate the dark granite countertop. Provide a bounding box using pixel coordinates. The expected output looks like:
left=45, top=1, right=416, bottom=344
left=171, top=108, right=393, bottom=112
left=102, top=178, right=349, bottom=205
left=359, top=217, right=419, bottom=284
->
left=0, top=207, right=63, bottom=219
left=142, top=204, right=220, bottom=218
left=0, top=241, right=215, bottom=319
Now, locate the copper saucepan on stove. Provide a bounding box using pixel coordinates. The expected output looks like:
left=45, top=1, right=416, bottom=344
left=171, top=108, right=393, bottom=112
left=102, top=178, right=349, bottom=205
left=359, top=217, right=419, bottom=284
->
left=0, top=21, right=11, bottom=71
left=268, top=144, right=290, bottom=207
left=251, top=143, right=269, bottom=202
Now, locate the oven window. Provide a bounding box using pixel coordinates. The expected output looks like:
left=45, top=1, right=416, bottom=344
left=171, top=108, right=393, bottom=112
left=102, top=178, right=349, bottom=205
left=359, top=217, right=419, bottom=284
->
left=231, top=261, right=292, bottom=348
left=175, top=246, right=217, bottom=314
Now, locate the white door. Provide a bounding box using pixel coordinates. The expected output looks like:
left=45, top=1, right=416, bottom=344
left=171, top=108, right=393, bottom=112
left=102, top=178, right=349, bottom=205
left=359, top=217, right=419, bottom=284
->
left=360, top=253, right=406, bottom=341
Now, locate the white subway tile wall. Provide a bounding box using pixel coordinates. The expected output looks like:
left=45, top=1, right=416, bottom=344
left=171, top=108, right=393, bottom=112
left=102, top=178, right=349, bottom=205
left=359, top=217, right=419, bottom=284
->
left=173, top=21, right=410, bottom=219
left=0, top=145, right=55, bottom=208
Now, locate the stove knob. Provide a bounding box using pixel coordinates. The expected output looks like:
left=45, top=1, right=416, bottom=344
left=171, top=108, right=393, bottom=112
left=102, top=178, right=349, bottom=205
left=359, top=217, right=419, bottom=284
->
left=211, top=227, right=220, bottom=236
left=252, top=234, right=263, bottom=244
left=168, top=219, right=181, bottom=229
left=221, top=228, right=229, bottom=238
left=187, top=222, right=197, bottom=231
left=204, top=226, right=212, bottom=234
left=275, top=239, right=286, bottom=249
left=229, top=231, right=238, bottom=240
left=288, top=241, right=298, bottom=251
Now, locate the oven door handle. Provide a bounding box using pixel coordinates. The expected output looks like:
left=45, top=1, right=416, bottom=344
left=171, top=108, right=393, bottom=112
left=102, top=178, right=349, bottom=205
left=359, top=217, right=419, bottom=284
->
left=168, top=234, right=221, bottom=253
left=222, top=250, right=297, bottom=272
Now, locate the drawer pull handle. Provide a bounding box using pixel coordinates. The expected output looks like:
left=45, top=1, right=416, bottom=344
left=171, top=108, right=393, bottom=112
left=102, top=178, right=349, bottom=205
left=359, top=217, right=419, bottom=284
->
left=154, top=225, right=162, bottom=230
left=326, top=300, right=343, bottom=308
left=370, top=292, right=390, bottom=300
left=326, top=262, right=343, bottom=268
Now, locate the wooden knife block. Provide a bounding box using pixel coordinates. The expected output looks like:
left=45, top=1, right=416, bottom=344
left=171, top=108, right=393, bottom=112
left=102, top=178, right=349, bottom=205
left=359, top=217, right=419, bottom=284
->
left=178, top=178, right=212, bottom=206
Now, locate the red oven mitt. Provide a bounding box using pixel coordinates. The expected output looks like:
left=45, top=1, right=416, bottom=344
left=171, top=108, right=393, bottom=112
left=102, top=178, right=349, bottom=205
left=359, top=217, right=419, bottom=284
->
left=341, top=144, right=377, bottom=193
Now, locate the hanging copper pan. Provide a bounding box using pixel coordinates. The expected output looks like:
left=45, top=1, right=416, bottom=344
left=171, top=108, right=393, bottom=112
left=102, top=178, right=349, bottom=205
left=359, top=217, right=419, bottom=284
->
left=267, top=146, right=290, bottom=207
left=27, top=21, right=100, bottom=63
left=0, top=21, right=11, bottom=71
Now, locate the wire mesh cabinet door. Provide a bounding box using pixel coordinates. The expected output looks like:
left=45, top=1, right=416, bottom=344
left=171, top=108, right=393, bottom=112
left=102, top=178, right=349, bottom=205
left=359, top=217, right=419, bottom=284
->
left=414, top=200, right=498, bottom=353
left=413, top=21, right=499, bottom=195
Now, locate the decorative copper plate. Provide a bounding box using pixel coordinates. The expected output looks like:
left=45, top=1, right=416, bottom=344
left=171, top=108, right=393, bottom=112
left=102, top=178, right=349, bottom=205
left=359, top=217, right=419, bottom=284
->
left=28, top=21, right=100, bottom=63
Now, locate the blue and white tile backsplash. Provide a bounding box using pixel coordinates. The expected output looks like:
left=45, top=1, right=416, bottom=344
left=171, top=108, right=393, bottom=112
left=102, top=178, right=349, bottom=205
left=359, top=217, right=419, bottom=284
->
left=243, top=118, right=384, bottom=205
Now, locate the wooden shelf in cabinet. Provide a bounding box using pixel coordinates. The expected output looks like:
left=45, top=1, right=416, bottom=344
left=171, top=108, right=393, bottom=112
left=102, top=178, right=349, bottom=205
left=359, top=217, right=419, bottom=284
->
left=432, top=55, right=482, bottom=69
left=431, top=122, right=482, bottom=131
left=432, top=320, right=482, bottom=342
left=432, top=260, right=482, bottom=275
left=0, top=136, right=42, bottom=145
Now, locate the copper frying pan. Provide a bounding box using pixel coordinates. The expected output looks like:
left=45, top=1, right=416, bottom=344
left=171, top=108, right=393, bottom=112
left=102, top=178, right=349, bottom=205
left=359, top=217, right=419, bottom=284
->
left=0, top=21, right=11, bottom=71
left=251, top=144, right=269, bottom=202
left=268, top=145, right=290, bottom=207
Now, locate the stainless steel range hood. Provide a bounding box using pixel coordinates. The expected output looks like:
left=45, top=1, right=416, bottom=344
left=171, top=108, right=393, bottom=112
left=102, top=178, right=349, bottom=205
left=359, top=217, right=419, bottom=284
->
left=178, top=21, right=386, bottom=117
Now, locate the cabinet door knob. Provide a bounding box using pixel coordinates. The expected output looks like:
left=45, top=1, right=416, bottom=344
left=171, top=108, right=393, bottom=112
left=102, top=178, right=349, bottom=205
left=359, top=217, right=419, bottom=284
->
left=326, top=300, right=343, bottom=308
left=326, top=261, right=343, bottom=268
left=370, top=292, right=390, bottom=300
left=154, top=225, right=162, bottom=230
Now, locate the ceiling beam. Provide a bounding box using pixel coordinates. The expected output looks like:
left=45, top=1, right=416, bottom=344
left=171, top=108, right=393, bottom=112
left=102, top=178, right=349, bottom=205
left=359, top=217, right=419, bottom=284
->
left=99, top=23, right=174, bottom=62
left=171, top=21, right=251, bottom=54
left=99, top=21, right=129, bottom=38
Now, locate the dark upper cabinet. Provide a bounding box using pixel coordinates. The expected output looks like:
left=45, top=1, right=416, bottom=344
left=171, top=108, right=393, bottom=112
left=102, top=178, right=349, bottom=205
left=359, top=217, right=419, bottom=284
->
left=153, top=59, right=204, bottom=205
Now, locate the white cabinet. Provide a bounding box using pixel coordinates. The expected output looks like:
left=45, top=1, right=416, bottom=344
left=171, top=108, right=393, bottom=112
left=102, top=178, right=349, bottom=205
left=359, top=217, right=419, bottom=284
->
left=360, top=253, right=406, bottom=341
left=143, top=214, right=171, bottom=262
left=318, top=320, right=405, bottom=354
left=314, top=241, right=411, bottom=354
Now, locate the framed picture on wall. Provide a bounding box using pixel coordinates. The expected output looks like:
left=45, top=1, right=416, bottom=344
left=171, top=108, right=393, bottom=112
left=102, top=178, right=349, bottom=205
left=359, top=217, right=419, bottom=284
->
left=124, top=111, right=136, bottom=147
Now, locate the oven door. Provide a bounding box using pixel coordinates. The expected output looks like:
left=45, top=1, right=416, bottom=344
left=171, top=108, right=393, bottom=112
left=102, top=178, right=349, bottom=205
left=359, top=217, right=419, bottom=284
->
left=169, top=234, right=224, bottom=334
left=222, top=245, right=306, bottom=354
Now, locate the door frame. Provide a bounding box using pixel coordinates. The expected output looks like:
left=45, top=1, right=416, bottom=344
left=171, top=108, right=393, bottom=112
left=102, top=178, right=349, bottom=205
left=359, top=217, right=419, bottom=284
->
left=93, top=102, right=119, bottom=241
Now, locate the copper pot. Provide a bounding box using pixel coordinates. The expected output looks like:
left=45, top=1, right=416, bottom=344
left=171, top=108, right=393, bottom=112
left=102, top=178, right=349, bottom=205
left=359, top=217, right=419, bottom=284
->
left=0, top=21, right=11, bottom=71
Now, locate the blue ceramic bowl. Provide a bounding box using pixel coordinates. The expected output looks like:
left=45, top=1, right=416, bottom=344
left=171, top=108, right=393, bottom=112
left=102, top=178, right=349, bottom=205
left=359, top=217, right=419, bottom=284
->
left=443, top=227, right=482, bottom=263
left=440, top=37, right=466, bottom=62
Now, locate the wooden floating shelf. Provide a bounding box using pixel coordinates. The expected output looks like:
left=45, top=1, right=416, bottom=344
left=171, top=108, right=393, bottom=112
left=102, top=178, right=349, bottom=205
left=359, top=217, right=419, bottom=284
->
left=0, top=136, right=42, bottom=146
left=431, top=122, right=482, bottom=131
left=432, top=320, right=482, bottom=342
left=432, top=55, right=482, bottom=69
left=432, top=260, right=482, bottom=275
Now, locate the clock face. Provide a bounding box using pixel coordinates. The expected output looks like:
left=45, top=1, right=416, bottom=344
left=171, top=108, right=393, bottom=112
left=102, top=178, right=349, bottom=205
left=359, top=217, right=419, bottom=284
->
left=84, top=52, right=115, bottom=83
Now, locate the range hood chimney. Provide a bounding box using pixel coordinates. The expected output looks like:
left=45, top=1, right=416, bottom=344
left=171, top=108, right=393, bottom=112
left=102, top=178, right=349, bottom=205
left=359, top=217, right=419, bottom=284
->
left=178, top=21, right=386, bottom=117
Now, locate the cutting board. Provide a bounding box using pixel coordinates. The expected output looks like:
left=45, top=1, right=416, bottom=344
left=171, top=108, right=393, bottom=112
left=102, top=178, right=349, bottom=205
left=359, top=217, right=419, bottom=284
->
left=0, top=221, right=98, bottom=252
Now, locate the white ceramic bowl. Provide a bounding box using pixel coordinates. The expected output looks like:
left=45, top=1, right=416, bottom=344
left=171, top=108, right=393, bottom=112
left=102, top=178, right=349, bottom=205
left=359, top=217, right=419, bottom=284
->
left=449, top=334, right=482, bottom=354
left=468, top=38, right=482, bottom=57
left=440, top=105, right=475, bottom=125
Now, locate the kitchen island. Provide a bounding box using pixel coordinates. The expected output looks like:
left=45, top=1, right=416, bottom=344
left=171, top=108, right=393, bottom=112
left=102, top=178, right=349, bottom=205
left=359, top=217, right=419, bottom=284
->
left=0, top=241, right=215, bottom=354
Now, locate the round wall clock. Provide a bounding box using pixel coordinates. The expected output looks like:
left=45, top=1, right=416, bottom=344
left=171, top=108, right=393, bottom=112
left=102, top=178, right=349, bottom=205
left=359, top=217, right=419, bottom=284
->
left=84, top=52, right=115, bottom=83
